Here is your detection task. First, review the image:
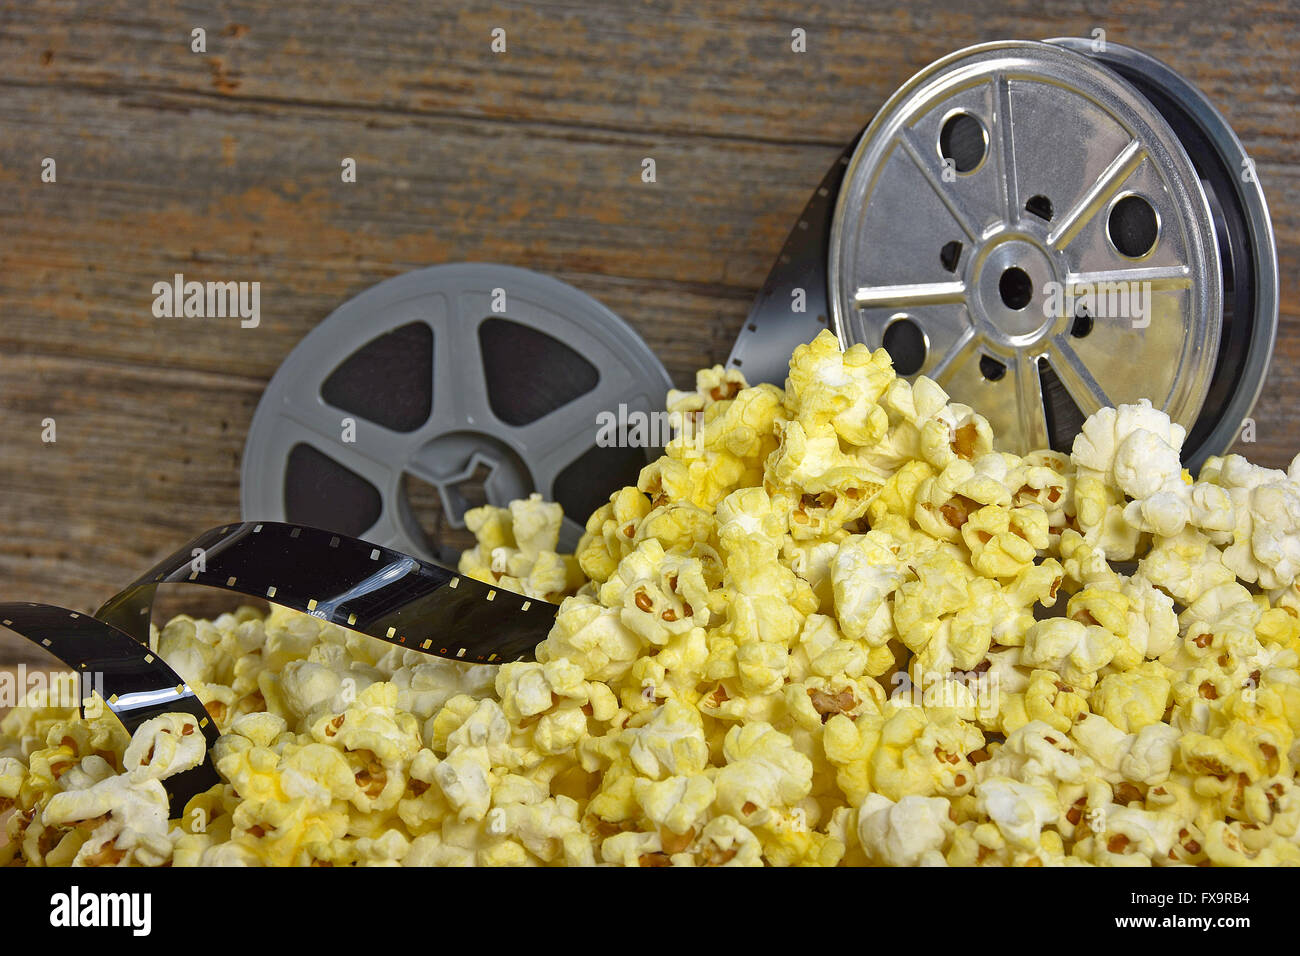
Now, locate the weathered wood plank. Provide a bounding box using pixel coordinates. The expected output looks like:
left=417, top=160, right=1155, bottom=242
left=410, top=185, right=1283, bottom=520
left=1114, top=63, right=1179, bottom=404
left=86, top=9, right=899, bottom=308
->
left=1, top=1, right=1296, bottom=154
left=0, top=82, right=824, bottom=385
left=0, top=76, right=1295, bottom=418
left=0, top=354, right=264, bottom=662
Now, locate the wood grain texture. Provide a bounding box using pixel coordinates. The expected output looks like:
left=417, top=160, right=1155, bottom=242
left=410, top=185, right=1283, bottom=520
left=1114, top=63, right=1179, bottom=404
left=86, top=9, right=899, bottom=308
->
left=0, top=0, right=1297, bottom=663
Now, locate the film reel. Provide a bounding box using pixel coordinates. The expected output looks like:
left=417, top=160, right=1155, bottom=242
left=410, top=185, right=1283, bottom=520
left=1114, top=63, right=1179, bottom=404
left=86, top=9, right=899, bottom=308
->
left=734, top=39, right=1277, bottom=470
left=242, top=264, right=673, bottom=564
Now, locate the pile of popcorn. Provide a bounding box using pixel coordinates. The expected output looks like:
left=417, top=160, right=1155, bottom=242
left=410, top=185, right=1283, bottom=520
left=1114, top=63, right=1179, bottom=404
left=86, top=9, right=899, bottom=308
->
left=4, top=329, right=1300, bottom=866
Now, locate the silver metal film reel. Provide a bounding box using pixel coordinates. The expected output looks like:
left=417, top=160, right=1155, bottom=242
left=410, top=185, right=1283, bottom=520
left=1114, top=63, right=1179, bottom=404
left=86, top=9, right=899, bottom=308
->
left=817, top=39, right=1274, bottom=470
left=242, top=264, right=673, bottom=564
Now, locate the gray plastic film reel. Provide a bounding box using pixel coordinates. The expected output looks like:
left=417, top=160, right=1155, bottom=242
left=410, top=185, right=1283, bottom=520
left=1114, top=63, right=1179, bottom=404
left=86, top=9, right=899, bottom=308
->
left=241, top=264, right=673, bottom=564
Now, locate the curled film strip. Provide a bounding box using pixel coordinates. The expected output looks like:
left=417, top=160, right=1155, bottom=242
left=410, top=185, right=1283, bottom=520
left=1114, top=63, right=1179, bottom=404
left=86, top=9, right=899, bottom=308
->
left=3, top=521, right=559, bottom=814
left=727, top=135, right=860, bottom=387
left=96, top=521, right=557, bottom=663
left=0, top=603, right=223, bottom=811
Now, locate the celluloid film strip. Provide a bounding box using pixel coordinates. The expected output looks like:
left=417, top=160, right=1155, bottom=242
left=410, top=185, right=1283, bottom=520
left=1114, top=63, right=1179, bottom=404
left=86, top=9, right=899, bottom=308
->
left=0, top=602, right=222, bottom=811
left=96, top=521, right=559, bottom=665
left=726, top=133, right=860, bottom=387
left=3, top=521, right=559, bottom=816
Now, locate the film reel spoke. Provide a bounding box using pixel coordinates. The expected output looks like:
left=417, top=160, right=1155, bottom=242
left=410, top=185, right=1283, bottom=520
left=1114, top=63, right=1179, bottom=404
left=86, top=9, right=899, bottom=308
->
left=897, top=128, right=983, bottom=242
left=287, top=418, right=401, bottom=499
left=1043, top=338, right=1110, bottom=415
left=432, top=293, right=496, bottom=429
left=857, top=302, right=976, bottom=384
left=925, top=321, right=977, bottom=384
left=1069, top=265, right=1193, bottom=289
left=853, top=281, right=968, bottom=311
left=1012, top=351, right=1052, bottom=452
left=991, top=72, right=1020, bottom=225
left=524, top=403, right=623, bottom=496
left=355, top=505, right=407, bottom=549
left=283, top=399, right=414, bottom=482
left=512, top=378, right=635, bottom=468
left=1047, top=140, right=1145, bottom=252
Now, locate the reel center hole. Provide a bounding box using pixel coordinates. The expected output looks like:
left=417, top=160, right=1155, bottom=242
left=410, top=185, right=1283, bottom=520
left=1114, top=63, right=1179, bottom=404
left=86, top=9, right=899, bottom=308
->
left=401, top=468, right=488, bottom=561
left=402, top=431, right=538, bottom=561
left=998, top=266, right=1034, bottom=311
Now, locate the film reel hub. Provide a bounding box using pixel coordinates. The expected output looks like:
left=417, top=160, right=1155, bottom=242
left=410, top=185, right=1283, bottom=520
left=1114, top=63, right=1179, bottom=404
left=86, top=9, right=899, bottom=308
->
left=968, top=232, right=1060, bottom=344
left=403, top=433, right=532, bottom=548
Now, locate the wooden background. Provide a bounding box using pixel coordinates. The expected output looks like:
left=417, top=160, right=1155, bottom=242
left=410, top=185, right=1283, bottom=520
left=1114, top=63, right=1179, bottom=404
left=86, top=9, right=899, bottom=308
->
left=1, top=1, right=1297, bottom=664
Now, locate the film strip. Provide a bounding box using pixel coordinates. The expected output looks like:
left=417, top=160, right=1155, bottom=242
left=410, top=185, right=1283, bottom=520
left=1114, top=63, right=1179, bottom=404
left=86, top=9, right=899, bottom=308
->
left=0, top=602, right=222, bottom=810
left=3, top=521, right=559, bottom=815
left=727, top=134, right=860, bottom=387
left=96, top=521, right=557, bottom=664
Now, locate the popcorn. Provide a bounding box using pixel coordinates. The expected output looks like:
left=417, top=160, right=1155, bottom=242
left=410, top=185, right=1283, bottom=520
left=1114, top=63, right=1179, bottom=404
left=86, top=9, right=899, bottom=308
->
left=1072, top=714, right=1178, bottom=787
left=857, top=792, right=954, bottom=865
left=1090, top=663, right=1173, bottom=733
left=5, top=328, right=1300, bottom=867
left=713, top=722, right=812, bottom=820
left=41, top=772, right=173, bottom=867
left=1139, top=528, right=1237, bottom=605
left=123, top=713, right=206, bottom=781
left=978, top=721, right=1093, bottom=788
left=1075, top=804, right=1181, bottom=865
left=575, top=488, right=654, bottom=585
left=1202, top=455, right=1300, bottom=590
left=458, top=494, right=583, bottom=601
left=868, top=707, right=983, bottom=801
left=975, top=776, right=1060, bottom=851
left=997, top=669, right=1090, bottom=735
left=598, top=539, right=705, bottom=647
left=1072, top=399, right=1185, bottom=498
left=695, top=815, right=764, bottom=866
left=634, top=773, right=715, bottom=836
left=1021, top=618, right=1117, bottom=690
left=535, top=595, right=641, bottom=684
left=623, top=700, right=709, bottom=781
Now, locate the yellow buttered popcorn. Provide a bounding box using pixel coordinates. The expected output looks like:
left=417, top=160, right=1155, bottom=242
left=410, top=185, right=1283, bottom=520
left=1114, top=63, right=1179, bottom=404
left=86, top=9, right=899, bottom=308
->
left=458, top=493, right=584, bottom=601
left=5, top=327, right=1300, bottom=867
